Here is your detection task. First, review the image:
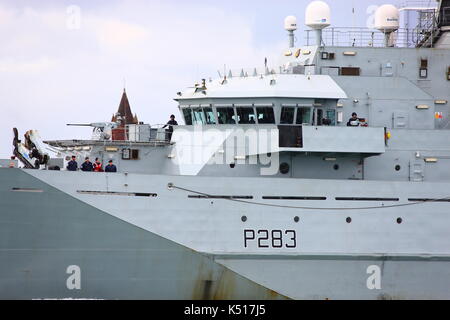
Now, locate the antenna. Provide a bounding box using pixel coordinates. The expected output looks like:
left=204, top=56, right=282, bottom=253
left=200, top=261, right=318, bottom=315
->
left=284, top=16, right=297, bottom=48
left=352, top=0, right=355, bottom=30
left=375, top=4, right=400, bottom=47
left=305, top=1, right=331, bottom=46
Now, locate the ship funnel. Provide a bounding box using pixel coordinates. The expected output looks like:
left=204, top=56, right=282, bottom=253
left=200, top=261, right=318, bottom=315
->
left=284, top=15, right=297, bottom=48
left=375, top=4, right=399, bottom=47
left=305, top=1, right=331, bottom=46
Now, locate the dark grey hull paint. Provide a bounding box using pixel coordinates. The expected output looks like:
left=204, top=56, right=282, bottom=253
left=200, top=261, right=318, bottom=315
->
left=0, top=169, right=286, bottom=300
left=2, top=168, right=450, bottom=299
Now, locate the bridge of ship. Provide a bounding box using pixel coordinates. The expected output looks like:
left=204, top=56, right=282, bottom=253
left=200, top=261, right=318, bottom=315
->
left=174, top=69, right=386, bottom=158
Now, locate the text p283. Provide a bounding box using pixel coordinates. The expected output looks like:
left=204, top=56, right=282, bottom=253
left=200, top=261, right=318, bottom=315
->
left=244, top=229, right=297, bottom=248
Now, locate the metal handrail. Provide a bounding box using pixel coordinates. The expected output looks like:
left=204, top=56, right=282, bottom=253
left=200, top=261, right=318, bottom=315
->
left=304, top=24, right=440, bottom=48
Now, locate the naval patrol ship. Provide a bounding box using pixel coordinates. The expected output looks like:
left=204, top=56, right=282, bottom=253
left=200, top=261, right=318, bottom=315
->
left=1, top=0, right=450, bottom=299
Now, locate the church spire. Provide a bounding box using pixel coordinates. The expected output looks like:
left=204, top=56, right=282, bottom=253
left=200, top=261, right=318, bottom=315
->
left=112, top=89, right=138, bottom=126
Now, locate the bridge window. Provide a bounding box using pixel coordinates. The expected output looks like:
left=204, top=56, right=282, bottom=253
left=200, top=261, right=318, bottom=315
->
left=325, top=110, right=336, bottom=126
left=296, top=107, right=312, bottom=125
left=237, top=107, right=256, bottom=124
left=191, top=107, right=216, bottom=125
left=217, top=107, right=236, bottom=124
left=204, top=107, right=216, bottom=124
left=193, top=108, right=206, bottom=125
left=182, top=108, right=193, bottom=125
left=280, top=107, right=295, bottom=124
left=256, top=107, right=275, bottom=124
left=313, top=109, right=324, bottom=126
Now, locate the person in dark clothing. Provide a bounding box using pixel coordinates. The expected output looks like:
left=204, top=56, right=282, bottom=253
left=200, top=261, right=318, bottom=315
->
left=104, top=160, right=117, bottom=172
left=163, top=114, right=178, bottom=141
left=347, top=112, right=360, bottom=127
left=66, top=156, right=78, bottom=171
left=322, top=118, right=332, bottom=126
left=80, top=157, right=94, bottom=172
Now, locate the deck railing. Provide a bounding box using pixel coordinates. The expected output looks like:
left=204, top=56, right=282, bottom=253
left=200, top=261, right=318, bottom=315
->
left=304, top=25, right=439, bottom=48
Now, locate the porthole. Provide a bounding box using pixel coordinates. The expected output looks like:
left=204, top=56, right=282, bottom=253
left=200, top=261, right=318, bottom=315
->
left=241, top=216, right=247, bottom=222
left=395, top=165, right=401, bottom=171
left=267, top=153, right=272, bottom=158
left=280, top=162, right=290, bottom=174
left=294, top=216, right=300, bottom=223
left=333, top=164, right=339, bottom=170
left=397, top=217, right=402, bottom=224
left=346, top=217, right=352, bottom=223
left=230, top=163, right=235, bottom=169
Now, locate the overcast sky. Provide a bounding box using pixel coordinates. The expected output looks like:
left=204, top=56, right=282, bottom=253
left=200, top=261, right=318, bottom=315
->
left=0, top=0, right=423, bottom=158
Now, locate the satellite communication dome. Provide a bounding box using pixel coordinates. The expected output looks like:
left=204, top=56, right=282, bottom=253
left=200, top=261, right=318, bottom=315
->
left=284, top=16, right=297, bottom=31
left=375, top=4, right=399, bottom=33
left=305, top=1, right=331, bottom=30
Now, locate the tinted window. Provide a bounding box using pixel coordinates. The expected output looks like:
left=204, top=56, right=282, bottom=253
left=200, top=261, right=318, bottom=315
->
left=280, top=107, right=295, bottom=124
left=217, top=107, right=236, bottom=124
left=193, top=108, right=206, bottom=124
left=256, top=107, right=275, bottom=124
left=182, top=108, right=193, bottom=125
left=204, top=107, right=216, bottom=124
left=325, top=110, right=336, bottom=126
left=296, top=107, right=312, bottom=124
left=237, top=107, right=256, bottom=124
left=313, top=109, right=324, bottom=126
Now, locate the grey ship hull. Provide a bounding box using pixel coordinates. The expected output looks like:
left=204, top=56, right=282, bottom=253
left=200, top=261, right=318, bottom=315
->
left=1, top=168, right=449, bottom=299
left=0, top=168, right=285, bottom=300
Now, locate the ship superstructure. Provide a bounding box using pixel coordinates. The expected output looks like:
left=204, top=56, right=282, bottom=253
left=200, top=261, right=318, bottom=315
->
left=1, top=1, right=450, bottom=299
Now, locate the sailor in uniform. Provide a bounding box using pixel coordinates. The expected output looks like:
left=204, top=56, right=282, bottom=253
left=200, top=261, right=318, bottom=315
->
left=347, top=112, right=360, bottom=126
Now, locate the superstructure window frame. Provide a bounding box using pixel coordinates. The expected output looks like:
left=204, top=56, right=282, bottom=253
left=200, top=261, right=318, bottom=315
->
left=256, top=107, right=275, bottom=124
left=296, top=106, right=312, bottom=125
left=313, top=108, right=324, bottom=126
left=203, top=107, right=216, bottom=124
left=182, top=108, right=193, bottom=125
left=216, top=107, right=236, bottom=124
left=325, top=109, right=336, bottom=126
left=280, top=107, right=295, bottom=124
left=192, top=107, right=206, bottom=125
left=236, top=106, right=257, bottom=124
left=187, top=106, right=217, bottom=125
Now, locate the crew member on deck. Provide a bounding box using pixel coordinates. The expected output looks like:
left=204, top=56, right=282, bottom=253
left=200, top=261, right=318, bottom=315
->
left=93, top=158, right=103, bottom=172
left=163, top=114, right=178, bottom=141
left=80, top=157, right=94, bottom=172
left=67, top=156, right=78, bottom=171
left=9, top=156, right=16, bottom=168
left=105, top=160, right=117, bottom=172
left=347, top=112, right=360, bottom=127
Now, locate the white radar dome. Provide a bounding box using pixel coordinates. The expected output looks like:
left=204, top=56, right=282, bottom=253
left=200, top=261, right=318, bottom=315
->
left=284, top=16, right=297, bottom=31
left=305, top=1, right=331, bottom=29
left=375, top=4, right=399, bottom=33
